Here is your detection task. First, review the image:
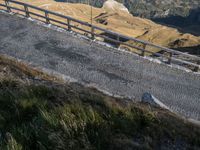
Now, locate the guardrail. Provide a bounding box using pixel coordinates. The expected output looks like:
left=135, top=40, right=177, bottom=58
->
left=0, top=0, right=200, bottom=71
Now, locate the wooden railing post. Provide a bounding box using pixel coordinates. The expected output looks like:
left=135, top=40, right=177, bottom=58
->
left=67, top=19, right=71, bottom=31
left=193, top=62, right=199, bottom=72
left=141, top=49, right=145, bottom=57
left=91, top=26, right=95, bottom=40
left=5, top=0, right=11, bottom=13
left=140, top=44, right=146, bottom=57
left=45, top=11, right=50, bottom=24
left=24, top=4, right=30, bottom=18
left=167, top=52, right=173, bottom=64
left=116, top=35, right=121, bottom=48
left=193, top=66, right=199, bottom=72
left=117, top=35, right=120, bottom=42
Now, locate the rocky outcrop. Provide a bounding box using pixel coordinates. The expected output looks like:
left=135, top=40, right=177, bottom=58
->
left=55, top=0, right=200, bottom=19
left=103, top=0, right=129, bottom=14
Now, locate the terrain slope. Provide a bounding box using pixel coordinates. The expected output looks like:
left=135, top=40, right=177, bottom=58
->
left=53, top=0, right=200, bottom=19
left=1, top=52, right=200, bottom=150
left=1, top=0, right=200, bottom=54
left=0, top=12, right=200, bottom=121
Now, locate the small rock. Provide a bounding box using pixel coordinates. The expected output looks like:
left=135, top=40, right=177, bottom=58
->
left=3, top=67, right=7, bottom=72
left=141, top=92, right=158, bottom=107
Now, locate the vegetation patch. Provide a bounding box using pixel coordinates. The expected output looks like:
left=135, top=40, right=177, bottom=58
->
left=0, top=55, right=200, bottom=150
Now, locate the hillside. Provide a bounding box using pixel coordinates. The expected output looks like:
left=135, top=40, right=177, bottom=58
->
left=56, top=0, right=200, bottom=37
left=0, top=1, right=200, bottom=149
left=1, top=55, right=200, bottom=149
left=55, top=0, right=200, bottom=19
left=2, top=0, right=200, bottom=55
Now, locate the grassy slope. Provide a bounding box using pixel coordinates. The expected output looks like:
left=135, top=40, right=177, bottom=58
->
left=0, top=55, right=200, bottom=150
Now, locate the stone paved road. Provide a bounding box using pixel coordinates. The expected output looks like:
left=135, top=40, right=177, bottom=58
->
left=0, top=12, right=200, bottom=120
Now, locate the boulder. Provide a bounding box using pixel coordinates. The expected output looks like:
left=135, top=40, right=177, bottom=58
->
left=142, top=92, right=170, bottom=110
left=141, top=92, right=158, bottom=107
left=103, top=0, right=129, bottom=14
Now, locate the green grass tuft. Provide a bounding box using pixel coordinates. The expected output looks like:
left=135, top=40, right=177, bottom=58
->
left=0, top=79, right=200, bottom=150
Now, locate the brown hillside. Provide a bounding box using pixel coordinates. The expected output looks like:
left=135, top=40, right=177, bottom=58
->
left=1, top=0, right=200, bottom=54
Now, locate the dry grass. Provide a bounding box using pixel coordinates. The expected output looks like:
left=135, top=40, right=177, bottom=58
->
left=1, top=0, right=200, bottom=55
left=0, top=55, right=63, bottom=83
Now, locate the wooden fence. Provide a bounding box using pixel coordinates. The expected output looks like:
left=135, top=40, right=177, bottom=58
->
left=0, top=0, right=200, bottom=71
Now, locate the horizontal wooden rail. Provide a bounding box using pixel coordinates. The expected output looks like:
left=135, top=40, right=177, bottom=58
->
left=28, top=11, right=46, bottom=19
left=94, top=25, right=200, bottom=61
left=1, top=0, right=200, bottom=71
left=0, top=3, right=6, bottom=7
left=8, top=5, right=24, bottom=12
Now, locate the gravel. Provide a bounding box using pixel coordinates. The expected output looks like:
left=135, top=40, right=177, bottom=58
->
left=0, top=12, right=200, bottom=120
